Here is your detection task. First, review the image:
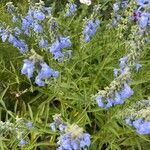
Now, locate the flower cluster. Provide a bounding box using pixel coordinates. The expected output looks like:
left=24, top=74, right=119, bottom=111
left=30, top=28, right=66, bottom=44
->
left=112, top=0, right=128, bottom=27
left=49, top=36, right=72, bottom=61
left=83, top=19, right=100, bottom=42
left=0, top=117, right=33, bottom=146
left=130, top=0, right=150, bottom=29
left=21, top=1, right=51, bottom=35
left=21, top=54, right=59, bottom=87
left=0, top=23, right=28, bottom=53
left=50, top=114, right=91, bottom=150
left=65, top=3, right=77, bottom=17
left=123, top=99, right=150, bottom=134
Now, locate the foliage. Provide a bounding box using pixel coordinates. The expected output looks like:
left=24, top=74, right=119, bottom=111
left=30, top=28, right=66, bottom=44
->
left=0, top=0, right=150, bottom=150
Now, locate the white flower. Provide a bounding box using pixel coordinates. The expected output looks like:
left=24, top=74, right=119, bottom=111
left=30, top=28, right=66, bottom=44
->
left=80, top=0, right=91, bottom=6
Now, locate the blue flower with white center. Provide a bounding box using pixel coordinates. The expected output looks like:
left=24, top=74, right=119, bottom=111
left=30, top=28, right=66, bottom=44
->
left=39, top=38, right=48, bottom=48
left=33, top=10, right=45, bottom=21
left=66, top=3, right=77, bottom=17
left=21, top=59, right=35, bottom=79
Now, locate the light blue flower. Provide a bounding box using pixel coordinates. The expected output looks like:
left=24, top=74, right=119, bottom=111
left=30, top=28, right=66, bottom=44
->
left=19, top=139, right=27, bottom=146
left=33, top=10, right=45, bottom=21
left=21, top=59, right=35, bottom=78
left=139, top=13, right=149, bottom=28
left=66, top=3, right=77, bottom=17
left=33, top=22, right=42, bottom=33
left=39, top=38, right=48, bottom=48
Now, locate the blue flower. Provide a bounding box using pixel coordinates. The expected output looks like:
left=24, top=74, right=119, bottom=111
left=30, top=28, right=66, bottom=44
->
left=21, top=59, right=35, bottom=78
left=114, top=92, right=123, bottom=104
left=33, top=10, right=45, bottom=21
left=22, top=18, right=31, bottom=31
left=96, top=96, right=105, bottom=108
left=35, top=63, right=59, bottom=86
left=8, top=34, right=16, bottom=44
left=135, top=63, right=142, bottom=71
left=44, top=7, right=51, bottom=15
left=1, top=31, right=8, bottom=42
left=79, top=133, right=91, bottom=148
left=14, top=27, right=22, bottom=35
left=119, top=56, right=128, bottom=68
left=50, top=122, right=57, bottom=132
left=35, top=75, right=45, bottom=86
left=59, top=124, right=66, bottom=132
left=39, top=38, right=48, bottom=48
left=139, top=13, right=149, bottom=28
left=136, top=0, right=150, bottom=6
left=59, top=37, right=72, bottom=49
left=12, top=15, right=17, bottom=23
left=33, top=22, right=42, bottom=33
left=113, top=3, right=119, bottom=12
left=26, top=122, right=33, bottom=129
left=19, top=139, right=27, bottom=146
left=83, top=19, right=100, bottom=42
left=66, top=3, right=77, bottom=17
